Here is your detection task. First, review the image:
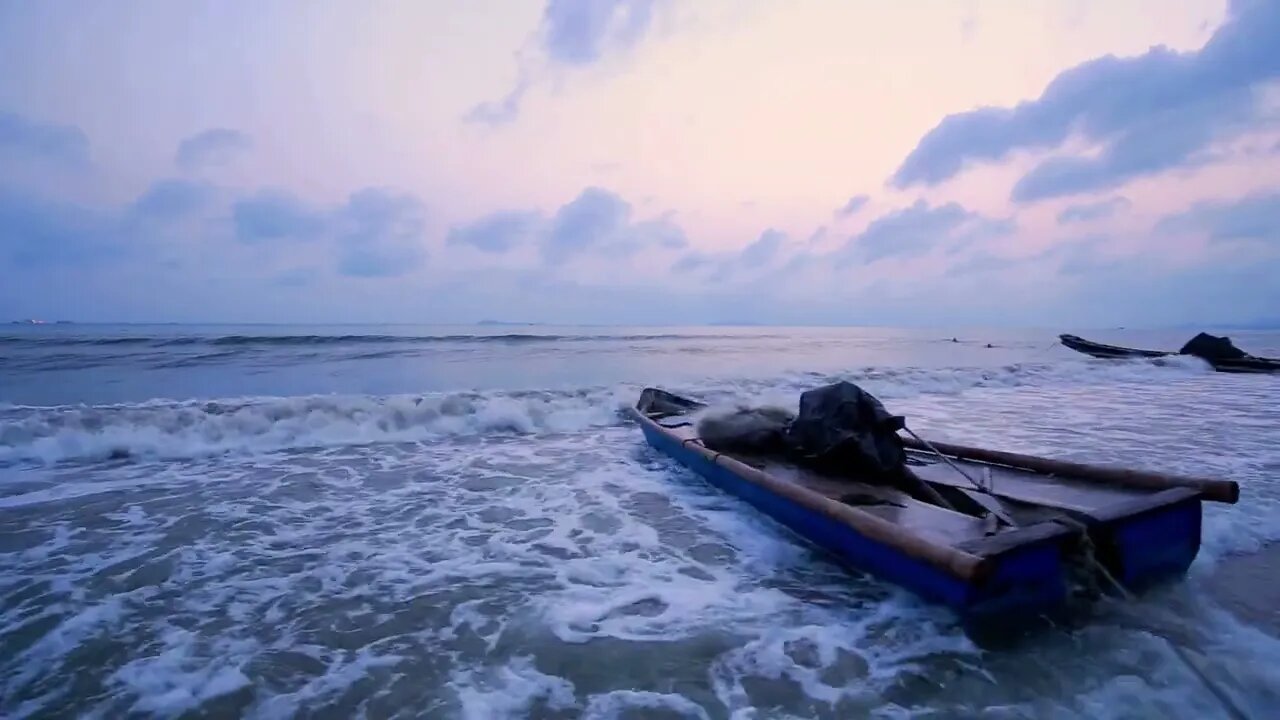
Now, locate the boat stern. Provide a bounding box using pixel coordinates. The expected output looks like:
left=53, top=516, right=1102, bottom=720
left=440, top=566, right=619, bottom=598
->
left=1086, top=487, right=1203, bottom=591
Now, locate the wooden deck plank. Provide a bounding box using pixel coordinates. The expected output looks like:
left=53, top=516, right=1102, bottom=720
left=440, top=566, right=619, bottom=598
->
left=747, top=458, right=997, bottom=547
left=909, top=456, right=1144, bottom=513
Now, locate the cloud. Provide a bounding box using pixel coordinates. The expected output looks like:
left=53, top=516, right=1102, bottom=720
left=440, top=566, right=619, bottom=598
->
left=129, top=179, right=214, bottom=221
left=1155, top=190, right=1280, bottom=242
left=1057, top=196, right=1132, bottom=224
left=541, top=0, right=657, bottom=66
left=463, top=79, right=530, bottom=126
left=447, top=210, right=542, bottom=253
left=838, top=201, right=1009, bottom=264
left=467, top=0, right=661, bottom=125
left=666, top=228, right=788, bottom=281
left=543, top=186, right=629, bottom=262
left=538, top=186, right=684, bottom=262
left=1008, top=101, right=1234, bottom=202
left=945, top=251, right=1019, bottom=277
left=834, top=194, right=869, bottom=218
left=3, top=177, right=219, bottom=271
left=175, top=128, right=251, bottom=171
left=0, top=111, right=90, bottom=167
left=613, top=214, right=688, bottom=254
left=232, top=191, right=323, bottom=243
left=671, top=251, right=710, bottom=274
left=1043, top=235, right=1112, bottom=276
left=891, top=0, right=1280, bottom=201
left=946, top=233, right=1113, bottom=279
left=334, top=189, right=427, bottom=277
left=738, top=228, right=784, bottom=268
left=1052, top=248, right=1280, bottom=327
left=0, top=187, right=122, bottom=267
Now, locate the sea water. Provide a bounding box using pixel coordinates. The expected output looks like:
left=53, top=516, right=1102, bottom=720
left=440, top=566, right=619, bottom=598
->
left=1, top=325, right=1278, bottom=718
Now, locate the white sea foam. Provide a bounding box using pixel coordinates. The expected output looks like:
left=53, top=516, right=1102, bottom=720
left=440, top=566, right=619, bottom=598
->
left=0, top=357, right=1218, bottom=466
left=109, top=628, right=253, bottom=716
left=581, top=690, right=712, bottom=719
left=0, top=388, right=636, bottom=464
left=451, top=656, right=577, bottom=720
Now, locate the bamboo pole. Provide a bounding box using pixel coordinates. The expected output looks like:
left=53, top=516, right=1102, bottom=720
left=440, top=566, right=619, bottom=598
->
left=900, top=437, right=1239, bottom=504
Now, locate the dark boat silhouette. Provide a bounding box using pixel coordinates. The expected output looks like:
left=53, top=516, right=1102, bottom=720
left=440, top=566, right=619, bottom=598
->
left=1059, top=332, right=1280, bottom=374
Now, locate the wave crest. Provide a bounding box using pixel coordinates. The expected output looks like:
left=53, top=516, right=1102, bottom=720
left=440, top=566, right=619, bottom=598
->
left=0, top=389, right=634, bottom=465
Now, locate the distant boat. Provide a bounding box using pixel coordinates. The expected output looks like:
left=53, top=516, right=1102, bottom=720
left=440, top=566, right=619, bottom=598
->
left=1059, top=333, right=1280, bottom=374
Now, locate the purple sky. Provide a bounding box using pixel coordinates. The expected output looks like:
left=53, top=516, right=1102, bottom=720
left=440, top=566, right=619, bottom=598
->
left=1, top=0, right=1278, bottom=326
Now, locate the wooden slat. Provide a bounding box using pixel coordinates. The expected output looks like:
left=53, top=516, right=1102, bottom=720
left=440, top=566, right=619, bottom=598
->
left=910, top=460, right=1138, bottom=514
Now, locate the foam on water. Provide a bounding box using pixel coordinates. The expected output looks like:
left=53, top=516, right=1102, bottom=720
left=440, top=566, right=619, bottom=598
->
left=451, top=656, right=577, bottom=720
left=0, top=356, right=1216, bottom=466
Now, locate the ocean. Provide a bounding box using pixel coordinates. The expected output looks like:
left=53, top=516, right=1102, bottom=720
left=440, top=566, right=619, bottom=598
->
left=1, top=324, right=1278, bottom=718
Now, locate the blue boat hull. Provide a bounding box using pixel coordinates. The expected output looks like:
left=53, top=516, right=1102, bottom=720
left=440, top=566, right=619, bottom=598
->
left=1087, top=490, right=1203, bottom=591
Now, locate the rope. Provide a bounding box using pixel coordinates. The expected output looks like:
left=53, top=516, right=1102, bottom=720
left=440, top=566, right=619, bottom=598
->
left=901, top=426, right=1020, bottom=528
left=914, top=440, right=1250, bottom=718
left=1055, top=516, right=1251, bottom=720
left=903, top=426, right=989, bottom=493
left=1025, top=339, right=1067, bottom=362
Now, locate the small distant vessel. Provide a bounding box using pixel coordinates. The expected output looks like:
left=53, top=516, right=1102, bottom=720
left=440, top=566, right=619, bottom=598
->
left=633, top=385, right=1238, bottom=628
left=1060, top=332, right=1280, bottom=374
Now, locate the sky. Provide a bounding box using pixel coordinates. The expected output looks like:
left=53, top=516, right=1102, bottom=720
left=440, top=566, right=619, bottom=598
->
left=0, top=0, right=1278, bottom=327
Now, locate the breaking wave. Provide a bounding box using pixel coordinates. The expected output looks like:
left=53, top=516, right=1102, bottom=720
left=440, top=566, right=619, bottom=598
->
left=0, top=389, right=637, bottom=465
left=0, top=357, right=1218, bottom=465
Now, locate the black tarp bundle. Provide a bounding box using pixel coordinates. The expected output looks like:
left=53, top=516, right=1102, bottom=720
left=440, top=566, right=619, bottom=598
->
left=785, top=382, right=907, bottom=480
left=697, top=381, right=908, bottom=482
left=1180, top=332, right=1247, bottom=361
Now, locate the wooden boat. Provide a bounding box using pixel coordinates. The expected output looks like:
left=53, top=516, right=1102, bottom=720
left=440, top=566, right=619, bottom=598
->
left=1059, top=333, right=1280, bottom=373
left=1059, top=333, right=1169, bottom=360
left=633, top=388, right=1239, bottom=627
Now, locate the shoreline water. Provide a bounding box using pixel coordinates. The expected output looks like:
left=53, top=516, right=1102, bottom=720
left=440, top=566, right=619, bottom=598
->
left=2, top=325, right=1277, bottom=718
left=1210, top=543, right=1280, bottom=638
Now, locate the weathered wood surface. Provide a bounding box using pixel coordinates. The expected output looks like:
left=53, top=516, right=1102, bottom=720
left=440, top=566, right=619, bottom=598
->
left=901, top=438, right=1239, bottom=504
